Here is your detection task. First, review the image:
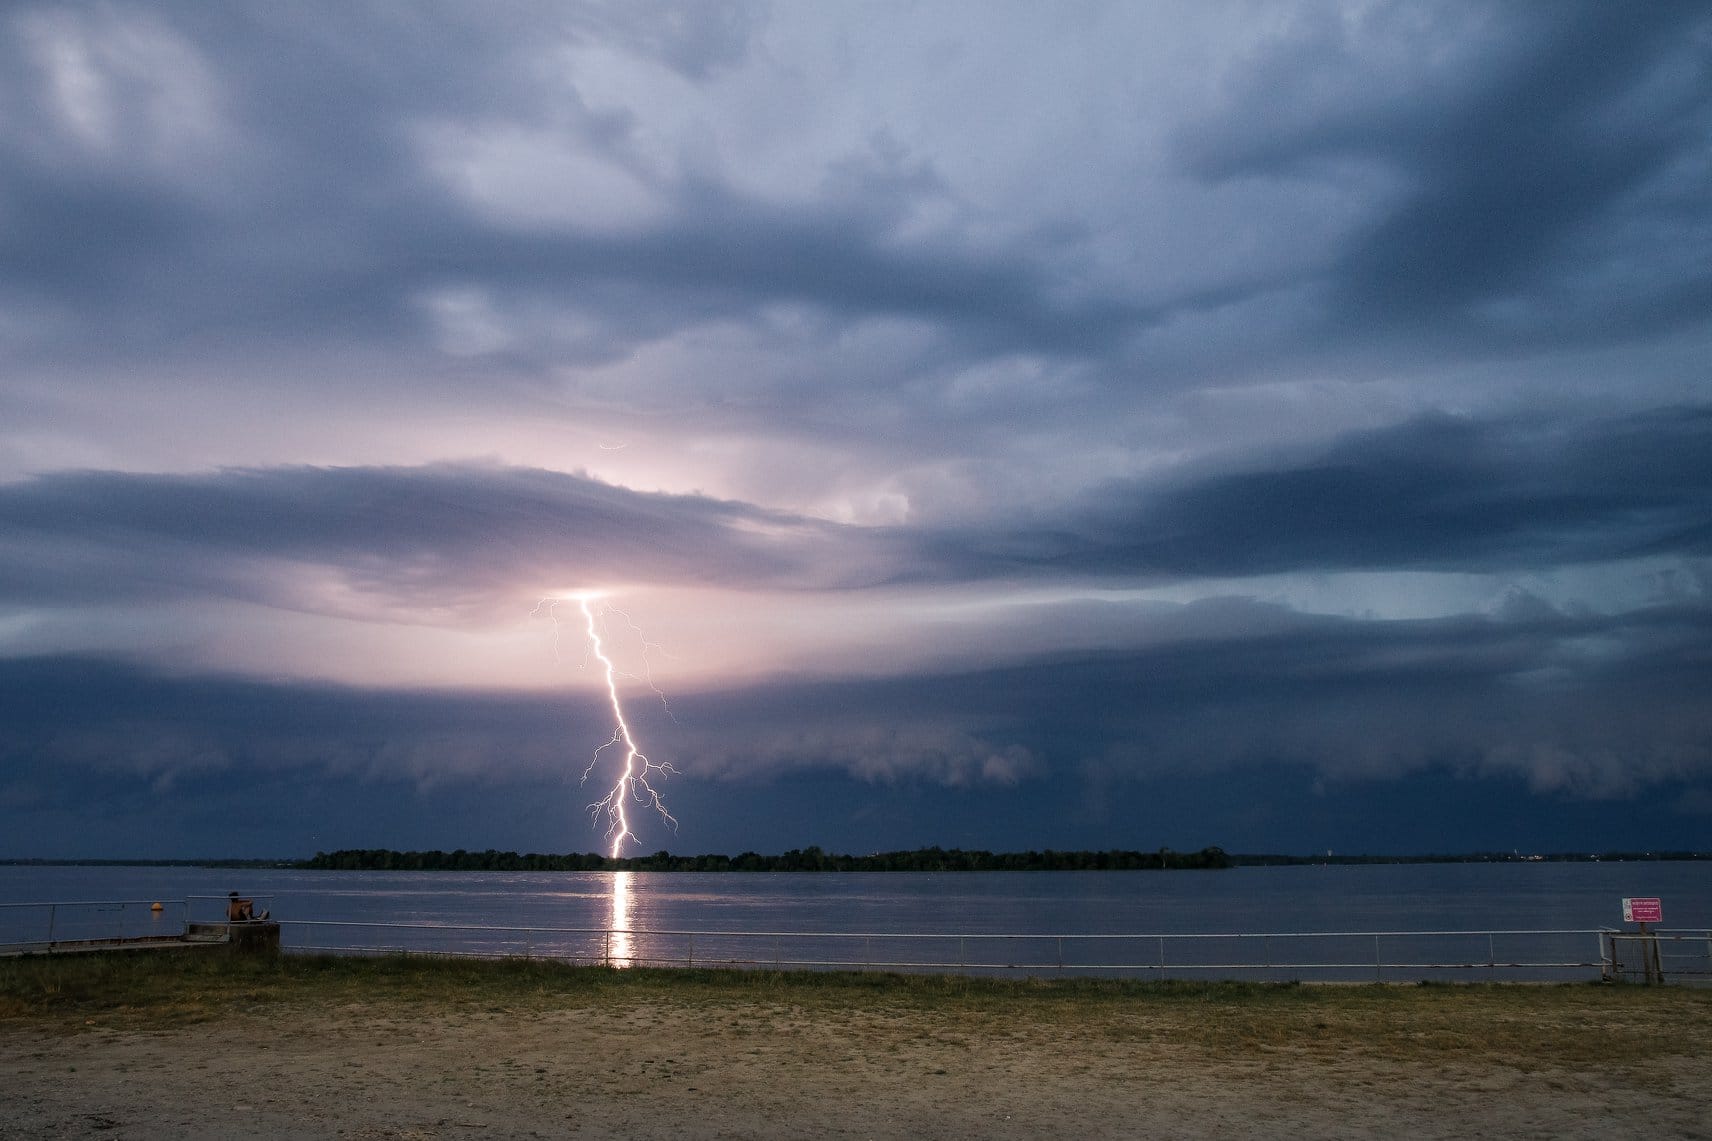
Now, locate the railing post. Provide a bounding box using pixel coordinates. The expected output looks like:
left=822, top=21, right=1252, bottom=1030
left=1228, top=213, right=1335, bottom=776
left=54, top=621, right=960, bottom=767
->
left=1374, top=934, right=1382, bottom=982
left=1057, top=937, right=1063, bottom=974
left=1488, top=933, right=1495, bottom=982
left=46, top=904, right=56, bottom=948
left=604, top=928, right=610, bottom=968
left=687, top=933, right=694, bottom=969
left=1158, top=936, right=1165, bottom=975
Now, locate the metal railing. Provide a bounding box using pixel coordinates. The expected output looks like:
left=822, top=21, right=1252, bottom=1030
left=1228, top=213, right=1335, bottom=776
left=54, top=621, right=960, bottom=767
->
left=7, top=900, right=1707, bottom=984
left=0, top=899, right=189, bottom=953
left=0, top=895, right=279, bottom=954
left=277, top=920, right=1712, bottom=983
left=1605, top=929, right=1712, bottom=985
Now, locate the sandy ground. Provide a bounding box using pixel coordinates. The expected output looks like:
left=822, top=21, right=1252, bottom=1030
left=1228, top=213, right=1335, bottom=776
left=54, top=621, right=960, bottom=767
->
left=4, top=994, right=1710, bottom=1140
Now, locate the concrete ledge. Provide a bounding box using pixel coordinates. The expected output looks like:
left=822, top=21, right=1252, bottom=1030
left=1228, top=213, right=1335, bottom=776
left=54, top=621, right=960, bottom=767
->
left=1, top=935, right=231, bottom=958
left=188, top=921, right=282, bottom=954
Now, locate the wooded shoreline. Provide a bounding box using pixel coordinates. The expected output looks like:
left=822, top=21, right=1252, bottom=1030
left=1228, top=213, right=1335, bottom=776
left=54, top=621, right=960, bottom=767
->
left=3, top=846, right=1706, bottom=871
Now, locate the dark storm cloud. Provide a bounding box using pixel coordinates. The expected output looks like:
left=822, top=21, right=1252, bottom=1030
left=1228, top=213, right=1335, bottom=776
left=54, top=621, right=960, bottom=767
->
left=6, top=592, right=1708, bottom=854
left=0, top=462, right=880, bottom=609
left=1183, top=1, right=1712, bottom=344
left=917, top=405, right=1712, bottom=581
left=1111, top=405, right=1712, bottom=573
left=0, top=0, right=1145, bottom=376
left=0, top=655, right=604, bottom=848
left=669, top=592, right=1712, bottom=799
left=0, top=656, right=558, bottom=769
left=2, top=406, right=1708, bottom=614
left=1, top=0, right=1704, bottom=458
left=3, top=3, right=1710, bottom=858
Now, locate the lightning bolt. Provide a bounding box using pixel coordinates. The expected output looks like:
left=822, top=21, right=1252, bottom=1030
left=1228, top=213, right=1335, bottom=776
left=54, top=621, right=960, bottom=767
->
left=536, top=594, right=678, bottom=858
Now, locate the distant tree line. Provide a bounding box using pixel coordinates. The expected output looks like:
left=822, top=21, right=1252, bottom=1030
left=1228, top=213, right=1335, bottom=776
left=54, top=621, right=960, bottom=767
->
left=7, top=848, right=1702, bottom=869
left=301, top=845, right=1234, bottom=872
left=1228, top=851, right=1710, bottom=865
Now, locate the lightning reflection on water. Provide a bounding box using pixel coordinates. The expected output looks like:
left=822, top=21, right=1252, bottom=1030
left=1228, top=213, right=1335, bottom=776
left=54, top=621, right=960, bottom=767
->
left=607, top=870, right=634, bottom=968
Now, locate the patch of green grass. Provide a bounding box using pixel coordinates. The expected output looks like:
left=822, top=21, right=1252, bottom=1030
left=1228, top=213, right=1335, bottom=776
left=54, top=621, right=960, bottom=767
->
left=5, top=950, right=1710, bottom=1072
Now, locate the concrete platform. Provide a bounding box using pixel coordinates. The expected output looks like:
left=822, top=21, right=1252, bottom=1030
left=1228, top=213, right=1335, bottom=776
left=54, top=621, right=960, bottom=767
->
left=3, top=921, right=280, bottom=958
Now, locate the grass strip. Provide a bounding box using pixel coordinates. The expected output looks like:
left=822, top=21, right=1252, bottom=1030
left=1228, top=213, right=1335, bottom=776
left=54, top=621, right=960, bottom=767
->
left=4, top=951, right=1709, bottom=1070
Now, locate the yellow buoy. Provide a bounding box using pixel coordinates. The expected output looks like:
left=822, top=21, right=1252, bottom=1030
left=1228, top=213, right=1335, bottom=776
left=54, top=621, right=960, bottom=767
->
left=150, top=902, right=163, bottom=912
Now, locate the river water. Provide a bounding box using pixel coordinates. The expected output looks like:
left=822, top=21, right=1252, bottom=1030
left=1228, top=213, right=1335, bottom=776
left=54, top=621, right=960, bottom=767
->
left=4, top=862, right=1707, bottom=981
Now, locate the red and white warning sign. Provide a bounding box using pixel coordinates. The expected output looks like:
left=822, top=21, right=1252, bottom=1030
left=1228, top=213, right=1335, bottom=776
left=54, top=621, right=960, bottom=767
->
left=1622, top=897, right=1663, bottom=924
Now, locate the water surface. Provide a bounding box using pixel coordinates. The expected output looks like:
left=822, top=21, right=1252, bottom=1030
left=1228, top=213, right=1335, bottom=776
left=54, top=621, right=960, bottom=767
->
left=5, top=862, right=1705, bottom=980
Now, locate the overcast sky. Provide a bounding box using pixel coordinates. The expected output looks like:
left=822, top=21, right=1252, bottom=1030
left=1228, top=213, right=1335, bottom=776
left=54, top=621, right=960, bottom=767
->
left=3, top=1, right=1710, bottom=858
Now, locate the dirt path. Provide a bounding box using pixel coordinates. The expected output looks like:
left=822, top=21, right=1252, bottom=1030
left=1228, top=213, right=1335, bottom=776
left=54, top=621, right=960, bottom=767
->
left=5, top=992, right=1709, bottom=1139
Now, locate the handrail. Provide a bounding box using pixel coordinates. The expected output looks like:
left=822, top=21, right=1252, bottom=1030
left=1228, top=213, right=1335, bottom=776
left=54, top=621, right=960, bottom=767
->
left=0, top=899, right=182, bottom=909
left=275, top=921, right=1631, bottom=939
left=270, top=920, right=1711, bottom=982
left=6, top=900, right=1707, bottom=983
left=5, top=902, right=1704, bottom=942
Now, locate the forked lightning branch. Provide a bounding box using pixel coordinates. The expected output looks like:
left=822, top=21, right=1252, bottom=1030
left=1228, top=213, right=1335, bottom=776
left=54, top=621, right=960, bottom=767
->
left=535, top=594, right=678, bottom=857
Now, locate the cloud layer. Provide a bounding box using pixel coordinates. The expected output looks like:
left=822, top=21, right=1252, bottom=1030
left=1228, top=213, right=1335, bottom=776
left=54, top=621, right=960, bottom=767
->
left=2, top=2, right=1710, bottom=855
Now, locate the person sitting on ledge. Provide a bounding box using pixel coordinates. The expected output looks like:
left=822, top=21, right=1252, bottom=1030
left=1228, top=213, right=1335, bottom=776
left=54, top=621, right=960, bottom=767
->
left=227, top=892, right=269, bottom=922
